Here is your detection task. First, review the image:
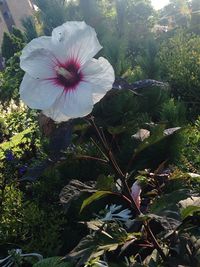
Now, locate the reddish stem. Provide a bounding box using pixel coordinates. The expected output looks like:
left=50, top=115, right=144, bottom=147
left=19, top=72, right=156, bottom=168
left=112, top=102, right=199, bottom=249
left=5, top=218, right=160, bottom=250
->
left=87, top=116, right=167, bottom=262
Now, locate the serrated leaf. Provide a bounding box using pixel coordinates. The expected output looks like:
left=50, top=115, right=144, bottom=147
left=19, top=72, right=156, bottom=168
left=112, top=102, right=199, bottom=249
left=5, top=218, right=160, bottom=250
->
left=80, top=191, right=114, bottom=213
left=60, top=179, right=96, bottom=211
left=67, top=223, right=129, bottom=266
left=67, top=235, right=96, bottom=266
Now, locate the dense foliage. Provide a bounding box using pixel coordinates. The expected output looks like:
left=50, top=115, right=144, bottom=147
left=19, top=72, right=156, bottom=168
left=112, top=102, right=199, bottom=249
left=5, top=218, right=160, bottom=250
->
left=0, top=0, right=200, bottom=266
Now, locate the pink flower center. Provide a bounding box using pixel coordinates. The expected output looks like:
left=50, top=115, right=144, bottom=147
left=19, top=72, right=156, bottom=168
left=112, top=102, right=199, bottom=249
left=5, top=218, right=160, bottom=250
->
left=55, top=60, right=83, bottom=91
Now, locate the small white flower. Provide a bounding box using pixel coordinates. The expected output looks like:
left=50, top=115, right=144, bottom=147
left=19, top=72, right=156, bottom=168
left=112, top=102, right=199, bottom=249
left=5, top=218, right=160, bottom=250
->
left=20, top=21, right=115, bottom=122
left=101, top=204, right=132, bottom=222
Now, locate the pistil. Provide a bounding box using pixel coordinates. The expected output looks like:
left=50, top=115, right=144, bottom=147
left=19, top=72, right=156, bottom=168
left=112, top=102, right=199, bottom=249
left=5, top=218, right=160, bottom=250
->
left=55, top=66, right=74, bottom=80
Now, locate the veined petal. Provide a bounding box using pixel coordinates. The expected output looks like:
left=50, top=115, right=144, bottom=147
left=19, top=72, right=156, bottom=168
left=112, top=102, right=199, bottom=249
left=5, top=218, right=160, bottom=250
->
left=20, top=73, right=63, bottom=109
left=21, top=36, right=52, bottom=61
left=82, top=57, right=115, bottom=103
left=20, top=49, right=57, bottom=79
left=62, top=82, right=93, bottom=117
left=43, top=81, right=93, bottom=122
left=43, top=109, right=71, bottom=123
left=20, top=35, right=65, bottom=72
left=52, top=21, right=87, bottom=43
left=52, top=21, right=102, bottom=64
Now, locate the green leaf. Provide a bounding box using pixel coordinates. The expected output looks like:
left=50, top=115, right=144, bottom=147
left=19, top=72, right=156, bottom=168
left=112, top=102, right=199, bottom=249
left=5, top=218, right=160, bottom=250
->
left=107, top=125, right=126, bottom=135
left=150, top=189, right=190, bottom=216
left=179, top=197, right=200, bottom=219
left=181, top=206, right=200, bottom=219
left=80, top=191, right=114, bottom=213
left=67, top=235, right=100, bottom=267
left=81, top=220, right=104, bottom=231
left=33, top=257, right=72, bottom=267
left=67, top=223, right=129, bottom=266
left=96, top=175, right=116, bottom=191
left=0, top=127, right=33, bottom=159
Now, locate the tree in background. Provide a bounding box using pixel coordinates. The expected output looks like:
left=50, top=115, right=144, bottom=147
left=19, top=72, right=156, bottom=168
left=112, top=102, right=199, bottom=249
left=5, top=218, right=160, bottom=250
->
left=159, top=0, right=191, bottom=29
left=12, top=27, right=25, bottom=42
left=1, top=27, right=25, bottom=62
left=0, top=53, right=24, bottom=102
left=135, top=37, right=160, bottom=80
left=34, top=0, right=67, bottom=35
left=28, top=0, right=156, bottom=76
left=0, top=28, right=25, bottom=101
left=190, top=0, right=200, bottom=34
left=22, top=16, right=38, bottom=42
left=79, top=0, right=102, bottom=27
left=159, top=31, right=200, bottom=118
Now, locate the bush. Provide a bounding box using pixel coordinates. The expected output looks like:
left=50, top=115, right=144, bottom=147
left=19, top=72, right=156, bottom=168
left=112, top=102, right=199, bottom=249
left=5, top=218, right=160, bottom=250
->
left=1, top=28, right=25, bottom=62
left=0, top=53, right=24, bottom=102
left=179, top=117, right=200, bottom=173
left=160, top=98, right=187, bottom=127
left=159, top=31, right=200, bottom=119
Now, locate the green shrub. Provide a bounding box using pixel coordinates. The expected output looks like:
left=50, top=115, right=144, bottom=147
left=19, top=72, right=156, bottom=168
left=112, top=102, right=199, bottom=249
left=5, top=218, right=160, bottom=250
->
left=159, top=31, right=200, bottom=119
left=21, top=16, right=38, bottom=42
left=179, top=117, right=200, bottom=173
left=1, top=29, right=25, bottom=62
left=0, top=53, right=24, bottom=102
left=160, top=98, right=187, bottom=127
left=0, top=183, right=24, bottom=244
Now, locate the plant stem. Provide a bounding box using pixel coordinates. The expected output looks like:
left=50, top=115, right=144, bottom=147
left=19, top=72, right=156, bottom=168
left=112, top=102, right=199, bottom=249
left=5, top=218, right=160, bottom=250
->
left=76, top=155, right=108, bottom=163
left=144, top=222, right=167, bottom=261
left=88, top=116, right=167, bottom=262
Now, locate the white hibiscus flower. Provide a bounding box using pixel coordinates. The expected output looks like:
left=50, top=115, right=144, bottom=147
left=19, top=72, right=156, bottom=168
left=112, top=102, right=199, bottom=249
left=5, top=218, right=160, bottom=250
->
left=20, top=21, right=115, bottom=122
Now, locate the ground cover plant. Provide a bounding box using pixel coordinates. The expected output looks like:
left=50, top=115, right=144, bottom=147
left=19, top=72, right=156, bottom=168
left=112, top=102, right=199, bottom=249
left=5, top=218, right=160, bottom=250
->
left=0, top=1, right=200, bottom=267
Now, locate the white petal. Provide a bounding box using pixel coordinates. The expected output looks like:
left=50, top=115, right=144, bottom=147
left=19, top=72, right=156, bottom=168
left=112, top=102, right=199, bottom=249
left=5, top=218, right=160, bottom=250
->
left=82, top=57, right=115, bottom=103
left=20, top=36, right=63, bottom=68
left=20, top=49, right=57, bottom=79
left=52, top=21, right=87, bottom=44
left=51, top=21, right=102, bottom=64
left=131, top=181, right=142, bottom=209
left=61, top=82, right=93, bottom=117
left=20, top=36, right=52, bottom=61
left=43, top=109, right=71, bottom=123
left=43, top=81, right=93, bottom=122
left=20, top=73, right=63, bottom=109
